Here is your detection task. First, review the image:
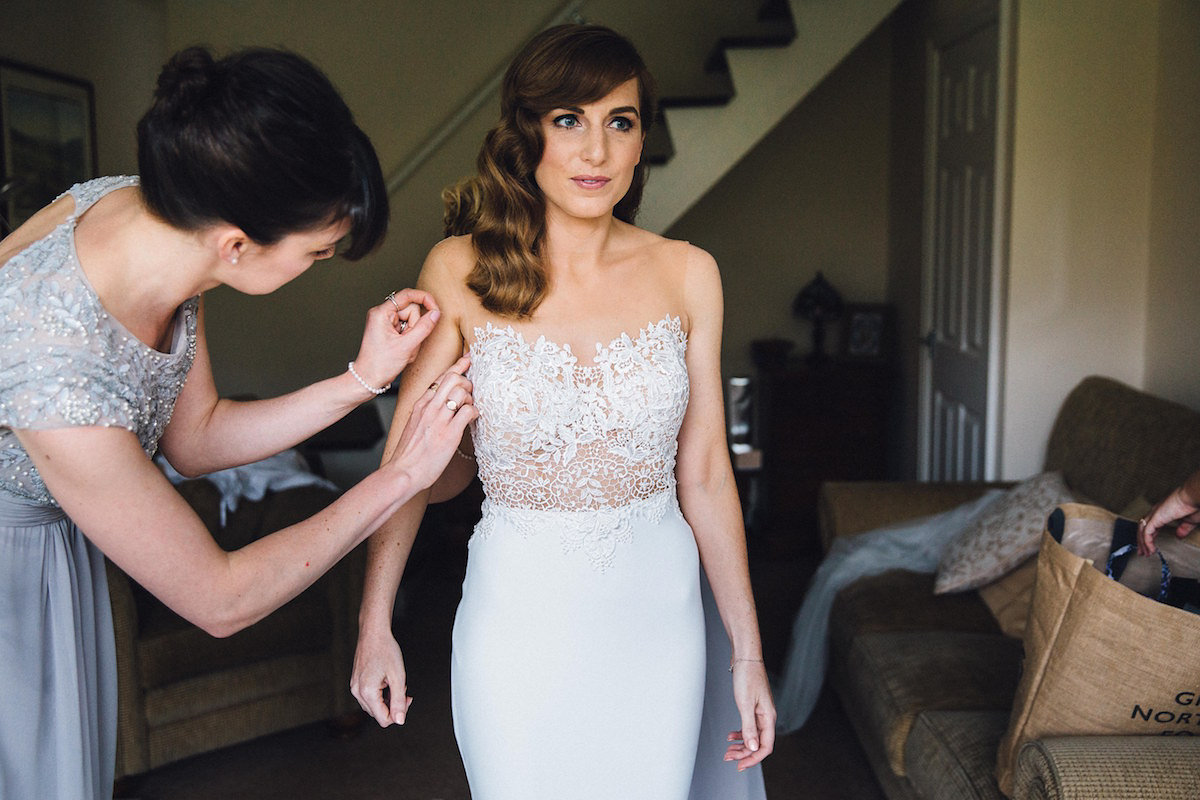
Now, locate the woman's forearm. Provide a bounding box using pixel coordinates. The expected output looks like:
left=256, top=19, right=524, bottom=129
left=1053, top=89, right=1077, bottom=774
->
left=213, top=464, right=419, bottom=635
left=163, top=369, right=375, bottom=477
left=358, top=497, right=430, bottom=633
left=679, top=467, right=764, bottom=661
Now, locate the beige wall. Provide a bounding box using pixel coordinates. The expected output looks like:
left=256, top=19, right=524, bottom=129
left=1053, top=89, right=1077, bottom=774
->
left=667, top=22, right=893, bottom=380
left=165, top=0, right=790, bottom=397
left=167, top=0, right=568, bottom=396
left=1143, top=0, right=1200, bottom=413
left=7, top=1, right=1197, bottom=479
left=0, top=0, right=166, bottom=176
left=1000, top=0, right=1160, bottom=477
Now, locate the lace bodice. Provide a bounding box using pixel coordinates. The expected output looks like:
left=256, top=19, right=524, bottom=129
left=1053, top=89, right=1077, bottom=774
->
left=0, top=176, right=199, bottom=505
left=468, top=316, right=690, bottom=569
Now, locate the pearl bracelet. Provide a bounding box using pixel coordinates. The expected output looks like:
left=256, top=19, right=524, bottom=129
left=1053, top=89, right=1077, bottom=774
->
left=347, top=361, right=390, bottom=395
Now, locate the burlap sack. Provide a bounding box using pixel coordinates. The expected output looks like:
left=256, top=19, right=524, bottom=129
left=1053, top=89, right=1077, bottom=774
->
left=995, top=504, right=1200, bottom=796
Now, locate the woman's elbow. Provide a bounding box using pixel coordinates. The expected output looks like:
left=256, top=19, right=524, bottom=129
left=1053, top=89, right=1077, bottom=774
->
left=677, top=452, right=733, bottom=495
left=155, top=444, right=208, bottom=479
left=175, top=585, right=262, bottom=638
left=191, top=606, right=259, bottom=639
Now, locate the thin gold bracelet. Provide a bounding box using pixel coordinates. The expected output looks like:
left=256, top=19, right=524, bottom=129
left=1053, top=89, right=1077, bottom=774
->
left=728, top=658, right=765, bottom=673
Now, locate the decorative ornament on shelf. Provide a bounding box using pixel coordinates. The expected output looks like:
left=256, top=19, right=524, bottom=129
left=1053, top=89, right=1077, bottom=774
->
left=792, top=271, right=844, bottom=364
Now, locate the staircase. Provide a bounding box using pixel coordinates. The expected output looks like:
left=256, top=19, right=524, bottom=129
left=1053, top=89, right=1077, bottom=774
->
left=384, top=0, right=903, bottom=235
left=639, top=0, right=903, bottom=233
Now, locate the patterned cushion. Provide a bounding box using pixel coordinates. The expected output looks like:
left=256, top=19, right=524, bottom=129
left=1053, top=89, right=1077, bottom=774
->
left=904, top=710, right=1010, bottom=800
left=935, top=472, right=1078, bottom=594
left=841, top=631, right=1022, bottom=776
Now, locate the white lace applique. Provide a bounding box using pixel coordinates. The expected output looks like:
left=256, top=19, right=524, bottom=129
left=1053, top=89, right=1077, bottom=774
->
left=468, top=316, right=690, bottom=571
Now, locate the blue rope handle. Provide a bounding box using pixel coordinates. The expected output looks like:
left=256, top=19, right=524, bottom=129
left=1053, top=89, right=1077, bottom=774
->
left=1106, top=544, right=1170, bottom=602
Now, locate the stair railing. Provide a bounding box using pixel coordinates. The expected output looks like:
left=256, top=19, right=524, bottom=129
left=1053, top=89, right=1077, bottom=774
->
left=385, top=0, right=586, bottom=195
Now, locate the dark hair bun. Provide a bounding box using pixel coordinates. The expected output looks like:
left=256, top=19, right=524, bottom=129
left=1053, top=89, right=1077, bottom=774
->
left=152, top=47, right=219, bottom=119
left=137, top=45, right=387, bottom=260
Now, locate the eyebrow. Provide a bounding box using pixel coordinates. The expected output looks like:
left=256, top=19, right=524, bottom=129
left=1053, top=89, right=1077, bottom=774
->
left=559, top=104, right=641, bottom=117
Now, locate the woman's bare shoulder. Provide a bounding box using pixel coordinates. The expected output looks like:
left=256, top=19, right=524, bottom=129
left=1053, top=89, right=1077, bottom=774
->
left=636, top=232, right=717, bottom=288
left=0, top=193, right=75, bottom=266
left=419, top=234, right=475, bottom=288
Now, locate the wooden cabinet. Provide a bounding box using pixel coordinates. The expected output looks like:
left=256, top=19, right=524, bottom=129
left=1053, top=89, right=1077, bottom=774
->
left=756, top=359, right=893, bottom=553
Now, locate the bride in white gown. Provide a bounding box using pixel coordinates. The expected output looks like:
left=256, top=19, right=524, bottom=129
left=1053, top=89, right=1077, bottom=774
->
left=351, top=24, right=775, bottom=799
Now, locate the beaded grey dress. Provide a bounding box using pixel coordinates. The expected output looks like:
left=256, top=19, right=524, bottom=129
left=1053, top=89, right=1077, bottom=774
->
left=0, top=176, right=198, bottom=800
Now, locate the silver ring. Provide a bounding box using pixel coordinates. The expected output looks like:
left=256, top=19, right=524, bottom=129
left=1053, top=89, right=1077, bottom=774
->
left=399, top=320, right=408, bottom=332
left=429, top=382, right=439, bottom=392
left=386, top=292, right=401, bottom=311
left=446, top=399, right=459, bottom=412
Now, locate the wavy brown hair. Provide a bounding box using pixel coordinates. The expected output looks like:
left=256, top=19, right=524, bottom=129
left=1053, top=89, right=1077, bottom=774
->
left=451, top=24, right=657, bottom=318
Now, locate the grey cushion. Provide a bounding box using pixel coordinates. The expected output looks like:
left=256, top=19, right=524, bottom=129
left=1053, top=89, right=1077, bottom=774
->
left=1044, top=376, right=1200, bottom=511
left=841, top=631, right=1021, bottom=776
left=904, top=710, right=1009, bottom=800
left=830, top=569, right=1000, bottom=665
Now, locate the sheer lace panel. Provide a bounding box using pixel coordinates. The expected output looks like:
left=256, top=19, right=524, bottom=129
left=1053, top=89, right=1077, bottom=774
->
left=468, top=316, right=689, bottom=515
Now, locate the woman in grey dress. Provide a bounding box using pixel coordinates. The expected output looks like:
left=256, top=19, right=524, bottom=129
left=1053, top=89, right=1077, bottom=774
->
left=0, top=47, right=476, bottom=800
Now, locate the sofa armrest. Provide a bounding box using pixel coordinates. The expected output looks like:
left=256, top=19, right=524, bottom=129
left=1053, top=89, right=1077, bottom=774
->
left=818, top=480, right=1014, bottom=552
left=1014, top=736, right=1200, bottom=799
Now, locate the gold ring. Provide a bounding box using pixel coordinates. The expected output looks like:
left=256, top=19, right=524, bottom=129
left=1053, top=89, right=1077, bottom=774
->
left=428, top=382, right=439, bottom=392
left=446, top=399, right=459, bottom=412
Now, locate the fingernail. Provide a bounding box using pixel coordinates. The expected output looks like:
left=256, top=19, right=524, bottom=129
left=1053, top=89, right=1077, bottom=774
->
left=750, top=740, right=759, bottom=752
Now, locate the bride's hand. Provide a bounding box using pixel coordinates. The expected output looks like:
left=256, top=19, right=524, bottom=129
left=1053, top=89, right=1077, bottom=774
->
left=350, top=628, right=413, bottom=727
left=349, top=288, right=442, bottom=393
left=724, top=661, right=776, bottom=770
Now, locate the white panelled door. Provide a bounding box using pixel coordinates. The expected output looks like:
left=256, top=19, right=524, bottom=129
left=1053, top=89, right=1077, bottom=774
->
left=919, top=17, right=1001, bottom=481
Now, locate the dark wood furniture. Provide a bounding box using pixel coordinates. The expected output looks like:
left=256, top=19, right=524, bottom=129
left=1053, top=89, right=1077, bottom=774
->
left=756, top=358, right=893, bottom=553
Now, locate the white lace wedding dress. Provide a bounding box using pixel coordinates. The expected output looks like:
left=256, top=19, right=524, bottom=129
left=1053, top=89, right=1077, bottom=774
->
left=452, top=316, right=707, bottom=799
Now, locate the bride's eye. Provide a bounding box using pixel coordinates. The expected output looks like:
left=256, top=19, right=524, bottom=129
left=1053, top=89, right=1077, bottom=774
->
left=608, top=116, right=636, bottom=132
left=552, top=113, right=581, bottom=129
left=312, top=246, right=336, bottom=259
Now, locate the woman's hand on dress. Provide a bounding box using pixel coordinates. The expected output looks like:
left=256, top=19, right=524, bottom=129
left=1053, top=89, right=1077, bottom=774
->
left=383, top=355, right=477, bottom=493
left=350, top=288, right=442, bottom=393
left=350, top=630, right=413, bottom=727
left=724, top=661, right=776, bottom=770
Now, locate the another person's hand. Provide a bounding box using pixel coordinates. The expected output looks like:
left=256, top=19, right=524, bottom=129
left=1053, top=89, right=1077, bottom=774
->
left=383, top=355, right=476, bottom=492
left=1138, top=468, right=1200, bottom=555
left=350, top=289, right=442, bottom=392
left=350, top=629, right=412, bottom=727
left=723, top=660, right=776, bottom=771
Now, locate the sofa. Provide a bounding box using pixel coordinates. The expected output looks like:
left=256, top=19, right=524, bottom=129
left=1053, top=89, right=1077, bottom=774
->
left=106, top=476, right=364, bottom=787
left=818, top=376, right=1200, bottom=799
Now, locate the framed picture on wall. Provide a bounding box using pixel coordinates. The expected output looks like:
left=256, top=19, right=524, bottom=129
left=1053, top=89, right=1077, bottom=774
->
left=0, top=59, right=96, bottom=234
left=840, top=303, right=895, bottom=363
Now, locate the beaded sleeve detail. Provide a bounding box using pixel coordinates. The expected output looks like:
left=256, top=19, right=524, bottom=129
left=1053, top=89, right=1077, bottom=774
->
left=0, top=176, right=199, bottom=505
left=468, top=316, right=690, bottom=570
